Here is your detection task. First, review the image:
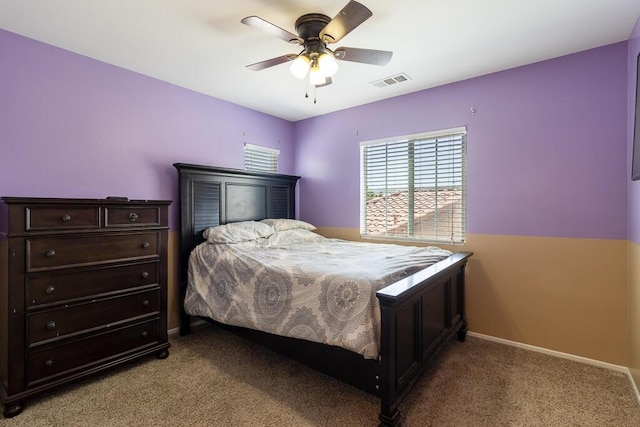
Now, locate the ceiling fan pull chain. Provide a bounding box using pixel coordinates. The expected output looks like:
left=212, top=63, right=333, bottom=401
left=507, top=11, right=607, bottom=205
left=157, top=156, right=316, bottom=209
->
left=314, top=86, right=317, bottom=104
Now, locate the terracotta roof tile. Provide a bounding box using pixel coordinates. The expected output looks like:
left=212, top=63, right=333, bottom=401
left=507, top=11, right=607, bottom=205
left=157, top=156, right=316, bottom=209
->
left=365, top=189, right=463, bottom=241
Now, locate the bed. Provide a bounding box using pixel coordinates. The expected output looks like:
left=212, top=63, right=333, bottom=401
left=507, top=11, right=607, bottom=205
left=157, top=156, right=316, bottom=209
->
left=174, top=163, right=472, bottom=426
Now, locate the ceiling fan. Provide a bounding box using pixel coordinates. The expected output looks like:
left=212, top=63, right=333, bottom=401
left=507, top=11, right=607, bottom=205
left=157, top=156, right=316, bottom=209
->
left=241, top=0, right=393, bottom=89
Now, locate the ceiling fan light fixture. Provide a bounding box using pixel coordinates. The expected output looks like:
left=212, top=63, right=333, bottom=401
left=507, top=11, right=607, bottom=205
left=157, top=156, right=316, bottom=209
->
left=290, top=55, right=311, bottom=79
left=309, top=64, right=326, bottom=86
left=317, top=52, right=338, bottom=77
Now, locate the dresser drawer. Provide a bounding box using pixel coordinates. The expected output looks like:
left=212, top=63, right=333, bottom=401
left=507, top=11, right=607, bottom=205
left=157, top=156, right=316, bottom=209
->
left=26, top=262, right=159, bottom=308
left=26, top=206, right=100, bottom=231
left=105, top=206, right=161, bottom=228
left=27, top=289, right=160, bottom=346
left=26, top=319, right=160, bottom=386
left=26, top=232, right=160, bottom=271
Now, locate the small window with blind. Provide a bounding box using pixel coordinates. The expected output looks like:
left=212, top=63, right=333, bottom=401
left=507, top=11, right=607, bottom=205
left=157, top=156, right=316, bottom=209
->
left=244, top=143, right=279, bottom=173
left=360, top=127, right=467, bottom=244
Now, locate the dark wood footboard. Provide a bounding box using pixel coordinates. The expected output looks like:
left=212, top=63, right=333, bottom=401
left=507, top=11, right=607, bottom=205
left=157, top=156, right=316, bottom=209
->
left=377, top=251, right=472, bottom=426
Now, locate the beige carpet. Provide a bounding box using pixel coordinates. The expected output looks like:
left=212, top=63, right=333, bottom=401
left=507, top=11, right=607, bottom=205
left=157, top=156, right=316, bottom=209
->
left=1, top=324, right=639, bottom=426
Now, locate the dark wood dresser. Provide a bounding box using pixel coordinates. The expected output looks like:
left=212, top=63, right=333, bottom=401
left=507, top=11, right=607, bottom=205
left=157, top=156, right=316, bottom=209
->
left=0, top=197, right=171, bottom=417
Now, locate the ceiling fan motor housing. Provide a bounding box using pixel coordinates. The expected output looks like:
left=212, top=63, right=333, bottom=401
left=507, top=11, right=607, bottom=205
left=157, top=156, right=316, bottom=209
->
left=295, top=14, right=332, bottom=56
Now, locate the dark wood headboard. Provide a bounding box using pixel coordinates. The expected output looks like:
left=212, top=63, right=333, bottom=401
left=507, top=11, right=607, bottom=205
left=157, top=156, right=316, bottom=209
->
left=173, top=163, right=300, bottom=334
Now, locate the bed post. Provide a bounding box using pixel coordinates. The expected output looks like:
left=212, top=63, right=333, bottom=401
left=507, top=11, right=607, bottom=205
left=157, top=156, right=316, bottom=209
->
left=378, top=301, right=401, bottom=426
left=456, top=265, right=469, bottom=342
left=176, top=165, right=194, bottom=336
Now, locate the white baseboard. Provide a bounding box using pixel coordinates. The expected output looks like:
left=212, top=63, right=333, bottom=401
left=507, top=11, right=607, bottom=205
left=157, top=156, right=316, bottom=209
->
left=468, top=331, right=627, bottom=372
left=468, top=331, right=640, bottom=405
left=629, top=368, right=640, bottom=406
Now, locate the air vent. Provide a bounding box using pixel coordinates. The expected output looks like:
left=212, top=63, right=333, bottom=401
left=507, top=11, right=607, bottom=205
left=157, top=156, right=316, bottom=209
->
left=371, top=73, right=411, bottom=88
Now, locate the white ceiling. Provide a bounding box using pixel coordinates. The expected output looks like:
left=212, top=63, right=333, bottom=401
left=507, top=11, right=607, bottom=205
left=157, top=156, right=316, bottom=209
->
left=1, top=1, right=639, bottom=122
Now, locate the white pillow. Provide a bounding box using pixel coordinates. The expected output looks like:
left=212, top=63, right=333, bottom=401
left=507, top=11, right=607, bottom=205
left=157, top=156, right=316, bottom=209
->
left=265, top=228, right=324, bottom=245
left=261, top=218, right=316, bottom=232
left=203, top=221, right=275, bottom=243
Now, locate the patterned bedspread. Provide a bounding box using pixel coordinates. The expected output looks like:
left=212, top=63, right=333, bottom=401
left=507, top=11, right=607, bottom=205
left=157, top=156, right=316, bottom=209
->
left=185, top=229, right=452, bottom=359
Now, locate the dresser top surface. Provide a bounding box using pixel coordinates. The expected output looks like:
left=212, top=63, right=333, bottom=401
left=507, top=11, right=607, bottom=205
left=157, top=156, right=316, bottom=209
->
left=1, top=197, right=172, bottom=206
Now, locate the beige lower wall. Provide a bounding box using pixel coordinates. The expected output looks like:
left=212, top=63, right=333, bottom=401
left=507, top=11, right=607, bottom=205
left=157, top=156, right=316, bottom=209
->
left=629, top=242, right=640, bottom=386
left=317, top=227, right=629, bottom=366
left=168, top=228, right=630, bottom=366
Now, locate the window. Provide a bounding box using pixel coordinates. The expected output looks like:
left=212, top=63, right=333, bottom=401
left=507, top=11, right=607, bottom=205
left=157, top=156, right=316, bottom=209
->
left=360, top=127, right=467, bottom=244
left=244, top=143, right=279, bottom=173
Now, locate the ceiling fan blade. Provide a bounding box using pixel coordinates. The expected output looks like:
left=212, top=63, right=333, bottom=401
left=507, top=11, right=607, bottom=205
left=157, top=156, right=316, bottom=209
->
left=241, top=16, right=303, bottom=44
left=246, top=54, right=297, bottom=71
left=315, top=77, right=333, bottom=88
left=334, top=47, right=393, bottom=66
left=320, top=1, right=372, bottom=44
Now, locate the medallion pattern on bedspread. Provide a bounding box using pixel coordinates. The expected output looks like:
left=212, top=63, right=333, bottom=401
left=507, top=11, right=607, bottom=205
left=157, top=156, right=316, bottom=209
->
left=282, top=306, right=326, bottom=342
left=319, top=275, right=373, bottom=339
left=253, top=267, right=293, bottom=332
left=185, top=230, right=452, bottom=359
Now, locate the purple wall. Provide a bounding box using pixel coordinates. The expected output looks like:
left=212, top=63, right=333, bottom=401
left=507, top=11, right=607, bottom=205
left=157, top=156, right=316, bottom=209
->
left=0, top=29, right=296, bottom=230
left=628, top=17, right=640, bottom=245
left=0, top=29, right=632, bottom=240
left=294, top=43, right=629, bottom=240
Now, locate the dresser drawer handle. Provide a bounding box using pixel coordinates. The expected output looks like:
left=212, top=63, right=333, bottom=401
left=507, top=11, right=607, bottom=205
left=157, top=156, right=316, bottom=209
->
left=45, top=285, right=55, bottom=294
left=142, top=299, right=150, bottom=307
left=141, top=331, right=149, bottom=339
left=46, top=321, right=56, bottom=330
left=46, top=250, right=56, bottom=258
left=61, top=214, right=71, bottom=222
left=141, top=271, right=149, bottom=279
left=141, top=242, right=150, bottom=249
left=129, top=212, right=139, bottom=222
left=45, top=359, right=54, bottom=368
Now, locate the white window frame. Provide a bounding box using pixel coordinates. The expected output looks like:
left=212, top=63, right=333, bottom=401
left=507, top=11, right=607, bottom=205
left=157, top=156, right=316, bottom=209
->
left=244, top=143, right=279, bottom=173
left=359, top=126, right=467, bottom=244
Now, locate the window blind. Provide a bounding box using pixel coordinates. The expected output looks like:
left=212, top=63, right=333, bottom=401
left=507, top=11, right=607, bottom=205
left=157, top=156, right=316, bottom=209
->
left=244, top=143, right=279, bottom=173
left=360, top=127, right=467, bottom=244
